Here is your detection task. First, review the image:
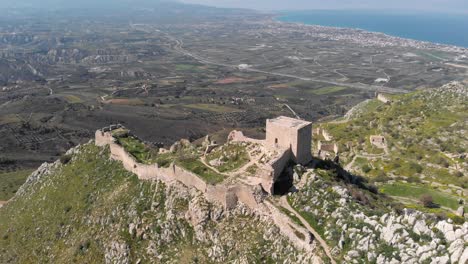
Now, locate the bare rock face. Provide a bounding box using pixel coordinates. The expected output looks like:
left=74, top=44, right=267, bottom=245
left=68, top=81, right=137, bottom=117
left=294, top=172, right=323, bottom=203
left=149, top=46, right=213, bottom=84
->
left=457, top=206, right=464, bottom=217
left=15, top=161, right=60, bottom=197
left=253, top=184, right=267, bottom=203
left=104, top=241, right=130, bottom=264
left=186, top=196, right=211, bottom=227
left=169, top=141, right=181, bottom=153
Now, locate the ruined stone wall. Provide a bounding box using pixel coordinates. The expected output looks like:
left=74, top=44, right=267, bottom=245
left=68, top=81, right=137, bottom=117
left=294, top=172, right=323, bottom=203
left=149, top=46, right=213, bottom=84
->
left=321, top=129, right=332, bottom=141
left=109, top=142, right=139, bottom=173
left=96, top=130, right=266, bottom=212
left=206, top=185, right=231, bottom=209
left=265, top=201, right=314, bottom=251
left=318, top=141, right=338, bottom=154
left=172, top=165, right=207, bottom=193
left=95, top=131, right=114, bottom=147
left=377, top=93, right=391, bottom=104
left=266, top=120, right=312, bottom=165
left=266, top=121, right=297, bottom=153
left=231, top=185, right=260, bottom=209
left=269, top=149, right=292, bottom=180
left=295, top=124, right=312, bottom=164
left=228, top=130, right=265, bottom=145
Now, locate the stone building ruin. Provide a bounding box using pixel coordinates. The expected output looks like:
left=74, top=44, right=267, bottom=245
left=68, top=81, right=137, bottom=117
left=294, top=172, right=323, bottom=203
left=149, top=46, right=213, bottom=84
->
left=96, top=116, right=313, bottom=204
left=265, top=116, right=313, bottom=165
left=370, top=135, right=386, bottom=148
left=229, top=116, right=312, bottom=194
left=94, top=123, right=319, bottom=252
left=377, top=93, right=392, bottom=104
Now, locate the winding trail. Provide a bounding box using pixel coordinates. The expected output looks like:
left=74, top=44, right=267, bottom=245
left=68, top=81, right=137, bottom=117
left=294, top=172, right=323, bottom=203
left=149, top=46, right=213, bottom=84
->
left=279, top=196, right=337, bottom=264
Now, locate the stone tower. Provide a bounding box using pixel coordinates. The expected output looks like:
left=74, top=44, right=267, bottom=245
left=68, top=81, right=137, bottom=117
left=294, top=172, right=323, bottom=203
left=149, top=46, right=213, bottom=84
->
left=265, top=116, right=312, bottom=165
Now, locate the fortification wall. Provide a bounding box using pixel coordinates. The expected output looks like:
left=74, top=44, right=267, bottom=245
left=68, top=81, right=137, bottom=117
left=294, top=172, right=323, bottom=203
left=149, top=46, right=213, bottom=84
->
left=231, top=185, right=260, bottom=209
left=95, top=131, right=114, bottom=147
left=206, top=185, right=230, bottom=208
left=269, top=149, right=292, bottom=180
left=109, top=142, right=139, bottom=173
left=173, top=165, right=207, bottom=193
left=377, top=93, right=391, bottom=104
left=94, top=128, right=317, bottom=255
left=228, top=130, right=265, bottom=145
left=322, top=129, right=332, bottom=141
left=265, top=201, right=314, bottom=251
left=96, top=129, right=266, bottom=212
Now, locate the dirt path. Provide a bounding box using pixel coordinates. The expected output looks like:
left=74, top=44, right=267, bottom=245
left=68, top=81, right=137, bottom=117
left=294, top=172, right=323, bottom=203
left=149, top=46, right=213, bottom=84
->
left=279, top=196, right=337, bottom=264
left=345, top=150, right=388, bottom=172
left=0, top=201, right=8, bottom=208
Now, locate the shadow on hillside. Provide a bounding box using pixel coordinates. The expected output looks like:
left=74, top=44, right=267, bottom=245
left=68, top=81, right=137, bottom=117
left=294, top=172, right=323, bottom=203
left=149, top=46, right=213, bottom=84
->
left=307, top=157, right=378, bottom=194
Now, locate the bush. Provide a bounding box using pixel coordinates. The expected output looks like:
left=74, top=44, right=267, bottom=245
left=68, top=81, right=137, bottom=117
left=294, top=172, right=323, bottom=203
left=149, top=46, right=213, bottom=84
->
left=420, top=194, right=434, bottom=208
left=60, top=154, right=72, bottom=164
left=362, top=164, right=372, bottom=173
left=350, top=188, right=370, bottom=206
left=409, top=163, right=423, bottom=173
left=374, top=172, right=390, bottom=182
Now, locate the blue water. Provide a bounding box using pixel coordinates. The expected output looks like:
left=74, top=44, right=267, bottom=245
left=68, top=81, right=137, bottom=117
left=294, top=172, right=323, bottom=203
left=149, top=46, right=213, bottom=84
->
left=279, top=10, right=468, bottom=48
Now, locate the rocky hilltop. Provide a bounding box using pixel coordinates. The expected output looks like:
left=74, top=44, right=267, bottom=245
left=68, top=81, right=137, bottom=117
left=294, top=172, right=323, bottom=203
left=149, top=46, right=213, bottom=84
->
left=0, top=143, right=326, bottom=263
left=0, top=82, right=467, bottom=264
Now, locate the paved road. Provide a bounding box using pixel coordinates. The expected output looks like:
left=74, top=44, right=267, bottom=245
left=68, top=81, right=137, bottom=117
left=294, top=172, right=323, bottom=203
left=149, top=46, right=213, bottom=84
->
left=279, top=196, right=337, bottom=264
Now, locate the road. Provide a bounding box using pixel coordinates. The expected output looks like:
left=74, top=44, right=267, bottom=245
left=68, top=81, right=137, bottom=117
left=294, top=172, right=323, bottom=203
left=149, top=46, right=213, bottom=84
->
left=284, top=104, right=301, bottom=119
left=279, top=196, right=337, bottom=264
left=161, top=31, right=409, bottom=94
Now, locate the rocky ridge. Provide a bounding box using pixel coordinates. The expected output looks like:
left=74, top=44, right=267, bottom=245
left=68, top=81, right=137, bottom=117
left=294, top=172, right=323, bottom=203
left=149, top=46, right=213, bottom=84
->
left=289, top=169, right=468, bottom=264
left=0, top=143, right=326, bottom=263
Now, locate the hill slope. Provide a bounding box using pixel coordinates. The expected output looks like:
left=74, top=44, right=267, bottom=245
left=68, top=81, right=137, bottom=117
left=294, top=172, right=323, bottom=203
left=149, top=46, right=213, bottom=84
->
left=318, top=81, right=467, bottom=215
left=0, top=143, right=322, bottom=263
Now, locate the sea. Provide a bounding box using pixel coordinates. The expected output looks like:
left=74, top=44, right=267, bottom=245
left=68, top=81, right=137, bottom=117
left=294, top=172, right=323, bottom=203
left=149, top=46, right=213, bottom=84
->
left=278, top=10, right=468, bottom=48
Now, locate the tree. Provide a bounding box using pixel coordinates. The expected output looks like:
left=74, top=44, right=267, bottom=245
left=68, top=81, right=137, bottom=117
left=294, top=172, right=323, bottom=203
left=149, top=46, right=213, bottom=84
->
left=420, top=194, right=434, bottom=208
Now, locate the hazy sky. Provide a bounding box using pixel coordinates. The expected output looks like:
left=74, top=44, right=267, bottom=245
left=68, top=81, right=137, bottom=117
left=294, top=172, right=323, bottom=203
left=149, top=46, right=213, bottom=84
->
left=181, top=0, right=468, bottom=13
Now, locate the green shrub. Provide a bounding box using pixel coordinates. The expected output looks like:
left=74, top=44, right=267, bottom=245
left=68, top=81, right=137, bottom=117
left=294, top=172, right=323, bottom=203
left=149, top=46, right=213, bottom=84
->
left=60, top=154, right=72, bottom=164
left=362, top=164, right=372, bottom=173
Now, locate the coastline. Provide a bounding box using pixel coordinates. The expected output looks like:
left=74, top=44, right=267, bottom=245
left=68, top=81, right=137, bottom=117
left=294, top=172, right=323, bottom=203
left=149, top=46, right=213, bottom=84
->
left=273, top=12, right=468, bottom=50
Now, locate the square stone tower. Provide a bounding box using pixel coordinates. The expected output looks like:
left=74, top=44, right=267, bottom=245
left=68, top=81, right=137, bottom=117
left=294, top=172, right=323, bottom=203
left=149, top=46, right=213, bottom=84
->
left=266, top=116, right=312, bottom=165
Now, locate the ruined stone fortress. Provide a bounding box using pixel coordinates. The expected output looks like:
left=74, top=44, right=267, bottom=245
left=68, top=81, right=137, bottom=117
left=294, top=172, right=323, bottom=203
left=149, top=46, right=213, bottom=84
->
left=95, top=117, right=330, bottom=251
left=95, top=116, right=313, bottom=211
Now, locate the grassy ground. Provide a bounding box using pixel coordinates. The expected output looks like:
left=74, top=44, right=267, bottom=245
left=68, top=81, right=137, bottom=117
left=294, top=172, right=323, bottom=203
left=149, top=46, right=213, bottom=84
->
left=380, top=182, right=464, bottom=211
left=175, top=64, right=202, bottom=72
left=105, top=98, right=146, bottom=106
left=0, top=143, right=309, bottom=263
left=154, top=153, right=176, bottom=168
left=206, top=143, right=250, bottom=172
left=185, top=103, right=241, bottom=113
left=116, top=136, right=158, bottom=164
left=0, top=145, right=146, bottom=262
left=322, top=89, right=467, bottom=188
left=0, top=169, right=34, bottom=200
left=63, top=94, right=83, bottom=104
left=0, top=114, right=21, bottom=125
left=177, top=158, right=225, bottom=185
left=309, top=86, right=347, bottom=95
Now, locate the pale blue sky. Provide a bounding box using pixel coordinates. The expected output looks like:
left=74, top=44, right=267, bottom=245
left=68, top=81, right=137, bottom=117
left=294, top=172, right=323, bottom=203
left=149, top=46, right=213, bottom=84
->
left=181, top=0, right=468, bottom=13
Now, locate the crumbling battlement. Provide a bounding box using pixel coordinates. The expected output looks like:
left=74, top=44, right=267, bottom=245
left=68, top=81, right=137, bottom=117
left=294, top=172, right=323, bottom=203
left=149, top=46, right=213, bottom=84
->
left=95, top=127, right=262, bottom=211
left=95, top=124, right=316, bottom=252
left=377, top=93, right=392, bottom=104
left=229, top=116, right=313, bottom=194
